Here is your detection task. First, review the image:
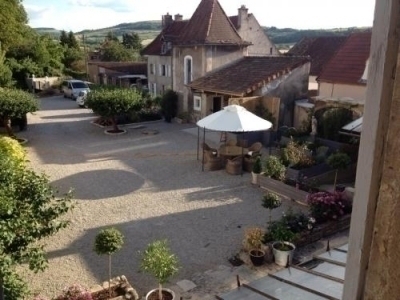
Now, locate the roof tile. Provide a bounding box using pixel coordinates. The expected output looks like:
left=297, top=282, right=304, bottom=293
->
left=177, top=0, right=246, bottom=46
left=317, top=31, right=372, bottom=85
left=189, top=56, right=309, bottom=96
left=288, top=36, right=347, bottom=76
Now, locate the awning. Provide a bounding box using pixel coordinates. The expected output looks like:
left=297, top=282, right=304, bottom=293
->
left=340, top=117, right=362, bottom=137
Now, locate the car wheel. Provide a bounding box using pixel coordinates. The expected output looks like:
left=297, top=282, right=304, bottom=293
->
left=63, top=94, right=67, bottom=98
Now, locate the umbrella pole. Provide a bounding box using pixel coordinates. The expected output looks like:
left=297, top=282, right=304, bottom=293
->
left=197, top=127, right=200, bottom=160
left=202, top=127, right=206, bottom=171
left=241, top=131, right=244, bottom=176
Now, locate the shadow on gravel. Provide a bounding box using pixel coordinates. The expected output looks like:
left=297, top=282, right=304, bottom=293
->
left=45, top=199, right=275, bottom=296
left=51, top=169, right=144, bottom=200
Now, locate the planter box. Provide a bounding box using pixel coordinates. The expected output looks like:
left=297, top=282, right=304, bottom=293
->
left=286, top=163, right=332, bottom=181
left=303, top=163, right=357, bottom=186
left=295, top=214, right=351, bottom=248
left=258, top=176, right=310, bottom=205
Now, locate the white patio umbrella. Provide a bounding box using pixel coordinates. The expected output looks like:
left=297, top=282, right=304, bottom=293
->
left=197, top=105, right=273, bottom=132
left=196, top=105, right=273, bottom=171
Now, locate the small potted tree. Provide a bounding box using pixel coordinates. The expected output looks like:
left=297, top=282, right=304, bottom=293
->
left=251, top=156, right=262, bottom=185
left=94, top=227, right=124, bottom=298
left=262, top=192, right=282, bottom=224
left=269, top=222, right=296, bottom=267
left=140, top=239, right=179, bottom=300
left=243, top=226, right=266, bottom=266
left=326, top=152, right=351, bottom=191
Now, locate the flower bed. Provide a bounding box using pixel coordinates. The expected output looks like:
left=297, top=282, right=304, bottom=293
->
left=263, top=191, right=352, bottom=248
left=295, top=214, right=351, bottom=248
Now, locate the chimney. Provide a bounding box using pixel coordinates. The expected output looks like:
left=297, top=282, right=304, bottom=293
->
left=238, top=5, right=248, bottom=28
left=174, top=14, right=183, bottom=21
left=162, top=13, right=173, bottom=29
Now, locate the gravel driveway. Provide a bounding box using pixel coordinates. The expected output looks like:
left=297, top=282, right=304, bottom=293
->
left=19, top=95, right=303, bottom=298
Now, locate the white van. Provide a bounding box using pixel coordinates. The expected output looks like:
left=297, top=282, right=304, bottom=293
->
left=61, top=80, right=90, bottom=100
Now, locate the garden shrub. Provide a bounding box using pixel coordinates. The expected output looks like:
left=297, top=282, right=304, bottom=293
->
left=280, top=140, right=314, bottom=168
left=263, top=155, right=286, bottom=181
left=307, top=191, right=352, bottom=223
left=0, top=136, right=26, bottom=166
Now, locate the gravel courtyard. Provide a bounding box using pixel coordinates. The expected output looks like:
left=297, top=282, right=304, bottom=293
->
left=19, top=95, right=302, bottom=298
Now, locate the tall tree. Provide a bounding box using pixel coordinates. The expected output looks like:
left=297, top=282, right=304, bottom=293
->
left=0, top=137, right=73, bottom=299
left=122, top=32, right=142, bottom=51
left=59, top=30, right=69, bottom=47
left=0, top=0, right=29, bottom=52
left=67, top=31, right=79, bottom=49
left=101, top=40, right=137, bottom=62
left=105, top=31, right=119, bottom=43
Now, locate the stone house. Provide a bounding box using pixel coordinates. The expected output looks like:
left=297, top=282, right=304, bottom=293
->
left=316, top=31, right=372, bottom=103
left=187, top=56, right=310, bottom=127
left=287, top=36, right=347, bottom=92
left=141, top=0, right=279, bottom=99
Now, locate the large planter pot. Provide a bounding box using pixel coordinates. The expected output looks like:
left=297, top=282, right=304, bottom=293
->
left=249, top=249, right=265, bottom=266
left=251, top=172, right=259, bottom=185
left=272, top=242, right=296, bottom=267
left=146, top=288, right=175, bottom=300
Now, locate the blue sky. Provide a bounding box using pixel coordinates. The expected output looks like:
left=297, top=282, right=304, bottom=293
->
left=24, top=0, right=376, bottom=32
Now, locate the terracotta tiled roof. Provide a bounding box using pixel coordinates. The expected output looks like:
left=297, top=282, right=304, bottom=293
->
left=188, top=56, right=310, bottom=96
left=317, top=31, right=372, bottom=85
left=141, top=20, right=188, bottom=56
left=177, top=0, right=247, bottom=46
left=287, top=36, right=347, bottom=76
left=89, top=62, right=147, bottom=75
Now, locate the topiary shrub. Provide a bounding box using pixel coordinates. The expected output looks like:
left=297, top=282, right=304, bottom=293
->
left=86, top=88, right=144, bottom=133
left=140, top=239, right=179, bottom=300
left=94, top=227, right=124, bottom=298
left=160, top=90, right=178, bottom=122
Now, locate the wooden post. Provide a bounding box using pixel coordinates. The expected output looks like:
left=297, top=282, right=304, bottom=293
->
left=343, top=0, right=400, bottom=299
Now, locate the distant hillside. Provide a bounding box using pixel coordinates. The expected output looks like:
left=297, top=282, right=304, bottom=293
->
left=34, top=22, right=370, bottom=48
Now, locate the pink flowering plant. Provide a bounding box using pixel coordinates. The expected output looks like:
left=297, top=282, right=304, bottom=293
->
left=307, top=191, right=352, bottom=223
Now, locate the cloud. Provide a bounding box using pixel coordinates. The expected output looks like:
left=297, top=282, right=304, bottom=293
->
left=68, top=0, right=136, bottom=12
left=25, top=4, right=55, bottom=25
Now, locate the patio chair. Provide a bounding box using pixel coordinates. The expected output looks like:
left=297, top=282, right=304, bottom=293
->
left=202, top=142, right=218, bottom=159
left=204, top=150, right=223, bottom=171
left=248, top=142, right=263, bottom=156
left=226, top=156, right=243, bottom=175
left=243, top=154, right=261, bottom=172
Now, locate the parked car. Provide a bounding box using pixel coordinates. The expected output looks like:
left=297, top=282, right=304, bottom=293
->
left=61, top=80, right=90, bottom=100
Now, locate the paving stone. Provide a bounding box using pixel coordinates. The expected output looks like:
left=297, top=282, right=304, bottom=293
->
left=177, top=279, right=197, bottom=292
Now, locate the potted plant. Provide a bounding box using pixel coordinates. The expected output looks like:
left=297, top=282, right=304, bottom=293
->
left=268, top=222, right=296, bottom=267
left=326, top=152, right=351, bottom=191
left=243, top=227, right=265, bottom=266
left=262, top=192, right=282, bottom=224
left=251, top=156, right=262, bottom=185
left=140, top=239, right=179, bottom=300
left=94, top=227, right=124, bottom=298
